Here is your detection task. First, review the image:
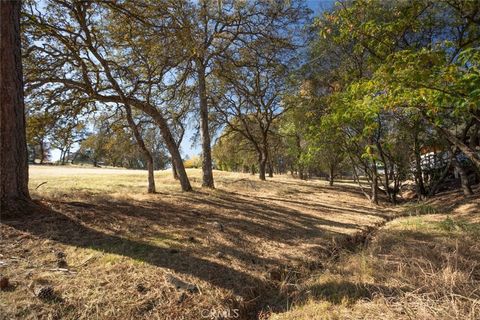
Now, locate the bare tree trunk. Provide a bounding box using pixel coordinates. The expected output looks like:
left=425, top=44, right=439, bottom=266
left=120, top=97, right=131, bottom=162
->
left=295, top=134, right=304, bottom=180
left=61, top=149, right=67, bottom=165
left=124, top=105, right=156, bottom=193
left=145, top=156, right=155, bottom=193
left=172, top=161, right=179, bottom=180
left=258, top=150, right=267, bottom=181
left=329, top=165, right=335, bottom=186
left=197, top=63, right=215, bottom=189
left=257, top=146, right=268, bottom=180
left=1, top=0, right=32, bottom=212
left=268, top=161, right=273, bottom=178
left=376, top=141, right=395, bottom=203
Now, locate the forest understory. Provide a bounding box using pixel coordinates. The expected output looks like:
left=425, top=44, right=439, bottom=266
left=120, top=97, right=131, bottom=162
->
left=1, top=167, right=479, bottom=320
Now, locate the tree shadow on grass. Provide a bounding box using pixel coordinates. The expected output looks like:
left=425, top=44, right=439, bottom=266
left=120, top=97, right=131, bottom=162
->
left=2, top=182, right=391, bottom=319
left=2, top=204, right=264, bottom=300
left=75, top=191, right=360, bottom=247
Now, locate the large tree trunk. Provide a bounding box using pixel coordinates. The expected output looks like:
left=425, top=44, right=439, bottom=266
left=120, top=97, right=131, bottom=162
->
left=1, top=0, right=32, bottom=212
left=171, top=160, right=179, bottom=180
left=265, top=145, right=273, bottom=178
left=268, top=160, right=274, bottom=178
left=124, top=105, right=156, bottom=193
left=145, top=156, right=155, bottom=193
left=258, top=151, right=267, bottom=181
left=329, top=165, right=335, bottom=186
left=197, top=63, right=215, bottom=189
left=39, top=141, right=45, bottom=164
left=60, top=148, right=67, bottom=165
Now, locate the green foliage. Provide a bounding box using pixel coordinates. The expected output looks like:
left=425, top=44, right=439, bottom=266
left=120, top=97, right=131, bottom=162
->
left=437, top=217, right=480, bottom=237
left=183, top=156, right=202, bottom=169
left=302, top=0, right=480, bottom=200
left=402, top=203, right=441, bottom=216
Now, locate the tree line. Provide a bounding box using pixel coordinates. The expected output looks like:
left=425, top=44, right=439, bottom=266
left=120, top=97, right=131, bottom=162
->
left=215, top=0, right=480, bottom=205
left=22, top=0, right=308, bottom=193
left=1, top=0, right=479, bottom=213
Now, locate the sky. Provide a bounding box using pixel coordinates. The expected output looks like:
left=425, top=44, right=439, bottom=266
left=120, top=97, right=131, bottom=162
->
left=49, top=0, right=335, bottom=162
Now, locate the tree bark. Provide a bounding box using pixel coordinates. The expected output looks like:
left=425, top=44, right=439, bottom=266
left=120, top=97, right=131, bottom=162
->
left=258, top=151, right=267, bottom=181
left=197, top=63, right=215, bottom=188
left=172, top=160, right=179, bottom=180
left=60, top=148, right=67, bottom=165
left=268, top=160, right=273, bottom=178
left=124, top=105, right=156, bottom=193
left=1, top=0, right=32, bottom=212
left=329, top=165, right=335, bottom=186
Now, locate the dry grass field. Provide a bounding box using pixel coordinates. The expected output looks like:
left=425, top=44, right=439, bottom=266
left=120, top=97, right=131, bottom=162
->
left=271, top=194, right=480, bottom=320
left=1, top=165, right=479, bottom=319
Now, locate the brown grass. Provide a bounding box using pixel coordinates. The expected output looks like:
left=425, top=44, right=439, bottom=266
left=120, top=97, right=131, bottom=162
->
left=271, top=189, right=480, bottom=320
left=1, top=166, right=394, bottom=320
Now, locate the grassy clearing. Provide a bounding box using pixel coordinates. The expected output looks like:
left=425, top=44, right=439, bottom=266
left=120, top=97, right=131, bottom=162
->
left=1, top=165, right=394, bottom=320
left=270, top=192, right=480, bottom=320
left=3, top=165, right=478, bottom=319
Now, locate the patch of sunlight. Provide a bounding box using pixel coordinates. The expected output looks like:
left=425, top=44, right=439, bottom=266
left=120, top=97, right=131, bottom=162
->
left=100, top=254, right=123, bottom=266
left=395, top=216, right=432, bottom=231
left=149, top=235, right=181, bottom=248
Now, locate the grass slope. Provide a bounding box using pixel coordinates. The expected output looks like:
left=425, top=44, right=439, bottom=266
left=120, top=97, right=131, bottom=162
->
left=271, top=191, right=480, bottom=320
left=1, top=166, right=394, bottom=320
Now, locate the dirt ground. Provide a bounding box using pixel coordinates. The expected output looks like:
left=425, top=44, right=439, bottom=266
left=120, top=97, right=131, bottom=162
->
left=1, top=166, right=403, bottom=319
